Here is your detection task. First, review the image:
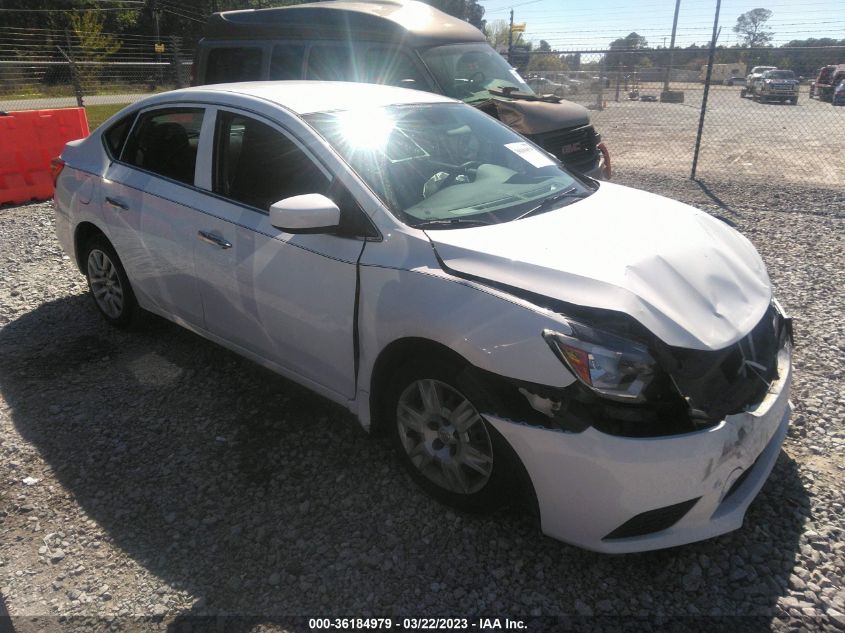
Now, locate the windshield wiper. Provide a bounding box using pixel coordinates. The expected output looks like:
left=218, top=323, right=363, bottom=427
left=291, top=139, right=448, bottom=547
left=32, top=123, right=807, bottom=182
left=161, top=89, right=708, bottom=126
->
left=413, top=217, right=494, bottom=229
left=513, top=188, right=589, bottom=221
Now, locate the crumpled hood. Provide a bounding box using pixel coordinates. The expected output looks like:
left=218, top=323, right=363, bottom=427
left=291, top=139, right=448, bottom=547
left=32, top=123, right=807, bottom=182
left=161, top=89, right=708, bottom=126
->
left=489, top=97, right=591, bottom=134
left=427, top=182, right=772, bottom=351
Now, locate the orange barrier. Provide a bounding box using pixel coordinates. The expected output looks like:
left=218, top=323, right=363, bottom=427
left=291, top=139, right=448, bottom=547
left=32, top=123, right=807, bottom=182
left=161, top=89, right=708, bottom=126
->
left=0, top=107, right=90, bottom=206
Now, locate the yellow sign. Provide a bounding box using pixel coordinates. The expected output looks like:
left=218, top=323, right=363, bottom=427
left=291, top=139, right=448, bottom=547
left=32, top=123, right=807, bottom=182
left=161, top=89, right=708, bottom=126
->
left=154, top=43, right=165, bottom=53
left=511, top=23, right=526, bottom=32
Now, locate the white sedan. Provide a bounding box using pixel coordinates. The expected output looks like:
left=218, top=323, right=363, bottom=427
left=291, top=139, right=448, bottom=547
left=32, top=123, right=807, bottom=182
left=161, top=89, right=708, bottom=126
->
left=53, top=81, right=793, bottom=553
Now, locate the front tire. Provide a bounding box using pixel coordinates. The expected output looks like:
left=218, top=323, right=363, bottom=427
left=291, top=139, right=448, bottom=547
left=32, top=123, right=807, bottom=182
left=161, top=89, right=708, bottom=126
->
left=387, top=359, right=516, bottom=512
left=82, top=235, right=140, bottom=328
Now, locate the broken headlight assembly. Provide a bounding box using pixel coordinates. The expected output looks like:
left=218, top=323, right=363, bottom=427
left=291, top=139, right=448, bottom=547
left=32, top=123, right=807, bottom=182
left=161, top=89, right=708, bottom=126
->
left=543, top=323, right=657, bottom=403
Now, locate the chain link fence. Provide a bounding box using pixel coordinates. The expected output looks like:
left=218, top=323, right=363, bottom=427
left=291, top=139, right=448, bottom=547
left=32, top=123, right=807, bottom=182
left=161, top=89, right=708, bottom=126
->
left=524, top=46, right=845, bottom=186
left=2, top=26, right=843, bottom=187
left=0, top=26, right=193, bottom=114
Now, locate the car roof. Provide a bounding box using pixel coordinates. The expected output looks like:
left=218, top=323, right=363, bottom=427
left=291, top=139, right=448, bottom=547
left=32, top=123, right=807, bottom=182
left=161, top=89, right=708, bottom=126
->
left=203, top=0, right=486, bottom=48
left=143, top=80, right=454, bottom=115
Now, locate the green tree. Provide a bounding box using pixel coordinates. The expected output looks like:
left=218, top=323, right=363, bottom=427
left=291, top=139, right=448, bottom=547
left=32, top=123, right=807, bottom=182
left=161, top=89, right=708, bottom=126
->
left=69, top=11, right=122, bottom=89
left=484, top=19, right=526, bottom=51
left=420, top=0, right=485, bottom=31
left=605, top=32, right=649, bottom=70
left=733, top=8, right=773, bottom=47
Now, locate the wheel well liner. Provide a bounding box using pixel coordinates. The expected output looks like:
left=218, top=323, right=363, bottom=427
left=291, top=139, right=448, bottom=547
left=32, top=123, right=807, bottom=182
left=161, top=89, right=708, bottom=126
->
left=73, top=222, right=107, bottom=273
left=368, top=337, right=467, bottom=436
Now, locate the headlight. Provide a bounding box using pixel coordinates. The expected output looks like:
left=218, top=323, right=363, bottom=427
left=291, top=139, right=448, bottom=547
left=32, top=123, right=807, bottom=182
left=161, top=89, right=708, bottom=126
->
left=543, top=323, right=656, bottom=402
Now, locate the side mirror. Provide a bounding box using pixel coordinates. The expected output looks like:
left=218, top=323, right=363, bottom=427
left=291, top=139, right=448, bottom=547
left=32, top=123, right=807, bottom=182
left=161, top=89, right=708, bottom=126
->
left=269, top=193, right=340, bottom=234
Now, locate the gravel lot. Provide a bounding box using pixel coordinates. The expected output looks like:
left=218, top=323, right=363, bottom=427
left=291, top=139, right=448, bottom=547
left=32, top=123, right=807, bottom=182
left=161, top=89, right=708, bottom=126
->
left=571, top=85, right=845, bottom=186
left=1, top=172, right=844, bottom=632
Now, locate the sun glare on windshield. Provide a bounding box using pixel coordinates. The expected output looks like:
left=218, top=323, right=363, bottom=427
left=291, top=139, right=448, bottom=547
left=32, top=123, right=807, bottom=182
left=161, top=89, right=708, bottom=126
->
left=335, top=109, right=396, bottom=150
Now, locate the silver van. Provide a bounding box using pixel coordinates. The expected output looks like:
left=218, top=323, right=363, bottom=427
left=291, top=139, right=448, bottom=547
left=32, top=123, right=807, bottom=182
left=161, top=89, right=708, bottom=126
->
left=192, top=0, right=610, bottom=179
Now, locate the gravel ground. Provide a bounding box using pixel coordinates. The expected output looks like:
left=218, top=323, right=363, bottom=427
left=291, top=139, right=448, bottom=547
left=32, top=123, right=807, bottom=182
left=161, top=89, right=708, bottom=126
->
left=1, top=173, right=844, bottom=633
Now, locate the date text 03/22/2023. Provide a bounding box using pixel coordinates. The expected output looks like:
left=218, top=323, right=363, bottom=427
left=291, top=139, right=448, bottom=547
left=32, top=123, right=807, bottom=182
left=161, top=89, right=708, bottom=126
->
left=308, top=618, right=527, bottom=630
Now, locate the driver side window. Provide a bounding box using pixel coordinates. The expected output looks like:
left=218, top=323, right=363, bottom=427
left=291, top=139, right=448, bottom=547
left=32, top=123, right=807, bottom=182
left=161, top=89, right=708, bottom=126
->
left=212, top=112, right=329, bottom=211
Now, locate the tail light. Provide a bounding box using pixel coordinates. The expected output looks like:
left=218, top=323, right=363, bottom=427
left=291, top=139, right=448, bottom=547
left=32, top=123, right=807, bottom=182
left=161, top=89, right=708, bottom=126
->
left=50, top=157, right=66, bottom=186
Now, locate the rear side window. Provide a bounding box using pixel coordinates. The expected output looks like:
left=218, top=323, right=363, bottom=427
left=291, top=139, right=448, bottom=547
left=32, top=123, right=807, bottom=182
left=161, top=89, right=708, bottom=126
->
left=205, top=47, right=262, bottom=84
left=213, top=111, right=329, bottom=211
left=306, top=45, right=355, bottom=81
left=269, top=45, right=306, bottom=80
left=363, top=49, right=427, bottom=90
left=103, top=113, right=136, bottom=158
left=121, top=108, right=204, bottom=185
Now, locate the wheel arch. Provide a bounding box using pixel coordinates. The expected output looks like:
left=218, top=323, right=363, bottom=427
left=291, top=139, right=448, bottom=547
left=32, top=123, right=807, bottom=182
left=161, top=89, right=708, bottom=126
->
left=73, top=221, right=108, bottom=273
left=368, top=337, right=469, bottom=437
left=368, top=336, right=541, bottom=518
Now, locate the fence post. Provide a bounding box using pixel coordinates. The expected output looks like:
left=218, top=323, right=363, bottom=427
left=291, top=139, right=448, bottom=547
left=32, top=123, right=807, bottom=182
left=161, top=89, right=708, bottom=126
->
left=690, top=0, right=722, bottom=179
left=170, top=35, right=184, bottom=88
left=596, top=56, right=605, bottom=110
left=60, top=29, right=84, bottom=108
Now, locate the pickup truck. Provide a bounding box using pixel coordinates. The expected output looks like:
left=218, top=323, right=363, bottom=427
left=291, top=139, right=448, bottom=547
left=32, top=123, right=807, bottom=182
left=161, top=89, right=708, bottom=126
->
left=740, top=65, right=776, bottom=99
left=810, top=64, right=845, bottom=101
left=753, top=69, right=800, bottom=104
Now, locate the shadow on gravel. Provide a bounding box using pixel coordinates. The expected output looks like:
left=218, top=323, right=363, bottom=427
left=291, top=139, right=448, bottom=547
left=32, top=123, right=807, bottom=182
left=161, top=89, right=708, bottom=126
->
left=0, top=296, right=811, bottom=630
left=692, top=178, right=739, bottom=224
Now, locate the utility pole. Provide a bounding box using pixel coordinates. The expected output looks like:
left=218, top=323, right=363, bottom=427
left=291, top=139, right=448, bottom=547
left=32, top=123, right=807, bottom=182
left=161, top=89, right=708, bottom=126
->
left=691, top=0, right=722, bottom=178
left=508, top=9, right=514, bottom=65
left=663, top=0, right=682, bottom=92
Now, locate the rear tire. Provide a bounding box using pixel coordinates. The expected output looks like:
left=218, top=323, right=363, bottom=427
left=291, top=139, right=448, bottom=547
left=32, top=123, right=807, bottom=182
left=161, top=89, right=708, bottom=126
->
left=386, top=358, right=519, bottom=513
left=82, top=235, right=141, bottom=328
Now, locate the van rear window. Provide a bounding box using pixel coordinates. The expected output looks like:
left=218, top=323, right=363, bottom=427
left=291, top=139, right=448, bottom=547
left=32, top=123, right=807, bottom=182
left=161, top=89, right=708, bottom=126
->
left=206, top=47, right=262, bottom=84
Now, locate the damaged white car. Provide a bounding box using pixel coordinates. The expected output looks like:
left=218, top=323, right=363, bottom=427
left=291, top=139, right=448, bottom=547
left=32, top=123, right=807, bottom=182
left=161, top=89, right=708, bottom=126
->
left=53, top=82, right=793, bottom=553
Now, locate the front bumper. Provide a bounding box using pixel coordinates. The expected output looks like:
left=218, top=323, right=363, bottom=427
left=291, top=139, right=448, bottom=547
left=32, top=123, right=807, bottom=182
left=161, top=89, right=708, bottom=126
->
left=486, top=346, right=792, bottom=553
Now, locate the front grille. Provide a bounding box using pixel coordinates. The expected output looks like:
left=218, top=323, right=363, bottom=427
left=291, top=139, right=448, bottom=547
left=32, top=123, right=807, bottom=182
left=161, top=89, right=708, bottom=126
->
left=603, top=498, right=700, bottom=540
left=659, top=305, right=787, bottom=423
left=527, top=124, right=599, bottom=171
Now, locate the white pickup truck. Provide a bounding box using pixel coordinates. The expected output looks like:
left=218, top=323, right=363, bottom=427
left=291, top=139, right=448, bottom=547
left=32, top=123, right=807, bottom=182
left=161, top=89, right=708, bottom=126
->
left=740, top=65, right=776, bottom=99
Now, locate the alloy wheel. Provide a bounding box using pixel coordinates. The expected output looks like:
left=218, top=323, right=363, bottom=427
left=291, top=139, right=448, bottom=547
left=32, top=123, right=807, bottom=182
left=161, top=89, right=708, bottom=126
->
left=87, top=249, right=124, bottom=319
left=396, top=379, right=494, bottom=495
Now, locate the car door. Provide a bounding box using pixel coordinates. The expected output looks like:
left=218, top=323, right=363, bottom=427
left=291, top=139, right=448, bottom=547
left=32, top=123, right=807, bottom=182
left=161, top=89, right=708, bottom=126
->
left=191, top=107, right=367, bottom=399
left=100, top=105, right=207, bottom=325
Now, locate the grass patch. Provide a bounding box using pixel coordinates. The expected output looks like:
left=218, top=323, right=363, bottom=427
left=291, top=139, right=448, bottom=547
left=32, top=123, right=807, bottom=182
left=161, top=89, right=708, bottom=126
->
left=85, top=103, right=129, bottom=130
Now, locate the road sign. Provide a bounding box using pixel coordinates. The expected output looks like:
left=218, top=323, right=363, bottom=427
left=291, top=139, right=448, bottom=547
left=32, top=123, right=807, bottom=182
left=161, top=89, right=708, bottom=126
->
left=511, top=23, right=526, bottom=32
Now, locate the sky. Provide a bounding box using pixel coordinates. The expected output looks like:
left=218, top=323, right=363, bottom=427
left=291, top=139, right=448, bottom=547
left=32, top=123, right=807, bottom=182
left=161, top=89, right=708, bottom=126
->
left=479, top=0, right=845, bottom=51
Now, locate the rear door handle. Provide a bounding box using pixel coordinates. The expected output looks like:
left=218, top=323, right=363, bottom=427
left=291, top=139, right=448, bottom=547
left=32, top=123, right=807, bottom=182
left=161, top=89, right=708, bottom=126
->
left=197, top=230, right=232, bottom=249
left=105, top=196, right=128, bottom=210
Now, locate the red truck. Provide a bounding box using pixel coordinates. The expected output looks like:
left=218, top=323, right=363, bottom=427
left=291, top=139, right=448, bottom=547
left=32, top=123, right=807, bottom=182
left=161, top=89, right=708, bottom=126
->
left=809, top=64, right=845, bottom=101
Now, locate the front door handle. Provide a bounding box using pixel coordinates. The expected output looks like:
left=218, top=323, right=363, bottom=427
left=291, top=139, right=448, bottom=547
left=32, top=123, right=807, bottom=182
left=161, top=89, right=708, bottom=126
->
left=105, top=196, right=128, bottom=210
left=197, top=230, right=232, bottom=249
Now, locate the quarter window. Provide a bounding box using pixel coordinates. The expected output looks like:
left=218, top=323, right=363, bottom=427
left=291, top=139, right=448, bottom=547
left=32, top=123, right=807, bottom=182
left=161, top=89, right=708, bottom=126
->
left=121, top=108, right=204, bottom=185
left=213, top=112, right=329, bottom=211
left=206, top=47, right=262, bottom=84
left=103, top=113, right=136, bottom=158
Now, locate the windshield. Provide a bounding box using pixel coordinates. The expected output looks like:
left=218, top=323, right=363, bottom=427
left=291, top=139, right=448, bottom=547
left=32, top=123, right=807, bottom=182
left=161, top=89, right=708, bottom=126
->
left=420, top=43, right=534, bottom=104
left=766, top=71, right=795, bottom=79
left=306, top=103, right=591, bottom=229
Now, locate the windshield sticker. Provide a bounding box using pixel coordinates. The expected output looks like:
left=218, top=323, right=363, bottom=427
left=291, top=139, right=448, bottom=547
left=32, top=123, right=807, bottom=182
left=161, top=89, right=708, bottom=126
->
left=505, top=142, right=556, bottom=168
